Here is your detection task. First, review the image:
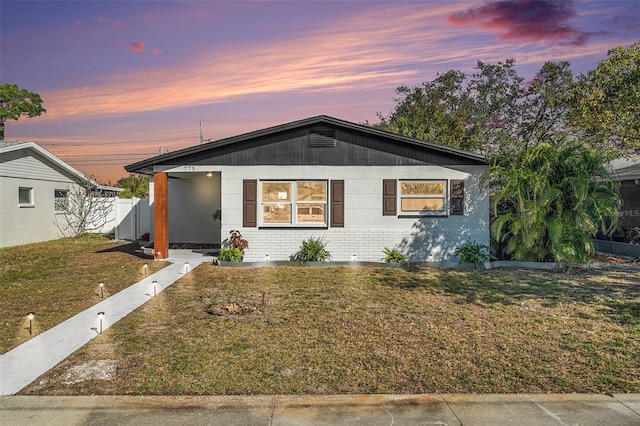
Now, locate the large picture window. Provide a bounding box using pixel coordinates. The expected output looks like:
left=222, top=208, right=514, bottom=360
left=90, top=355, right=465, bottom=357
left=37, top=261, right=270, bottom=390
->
left=261, top=181, right=327, bottom=226
left=400, top=180, right=446, bottom=213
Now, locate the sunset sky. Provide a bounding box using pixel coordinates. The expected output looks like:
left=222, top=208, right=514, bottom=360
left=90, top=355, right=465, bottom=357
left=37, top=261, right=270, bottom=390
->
left=2, top=0, right=639, bottom=183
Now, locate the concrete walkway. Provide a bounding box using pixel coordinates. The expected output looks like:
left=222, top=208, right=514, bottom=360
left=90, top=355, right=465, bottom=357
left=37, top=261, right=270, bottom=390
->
left=0, top=252, right=214, bottom=396
left=1, top=393, right=639, bottom=425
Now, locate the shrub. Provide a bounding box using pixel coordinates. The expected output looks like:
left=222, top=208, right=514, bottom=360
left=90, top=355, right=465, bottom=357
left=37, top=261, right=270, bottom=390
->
left=455, top=240, right=491, bottom=269
left=292, top=237, right=331, bottom=263
left=382, top=247, right=407, bottom=263
left=218, top=247, right=244, bottom=262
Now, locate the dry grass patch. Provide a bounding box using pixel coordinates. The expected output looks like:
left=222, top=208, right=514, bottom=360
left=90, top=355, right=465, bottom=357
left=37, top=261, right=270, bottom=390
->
left=19, top=263, right=640, bottom=395
left=0, top=235, right=167, bottom=353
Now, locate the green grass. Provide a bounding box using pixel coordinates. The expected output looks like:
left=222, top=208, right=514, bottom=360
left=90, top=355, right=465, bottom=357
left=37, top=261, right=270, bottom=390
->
left=18, top=262, right=640, bottom=395
left=0, top=235, right=168, bottom=353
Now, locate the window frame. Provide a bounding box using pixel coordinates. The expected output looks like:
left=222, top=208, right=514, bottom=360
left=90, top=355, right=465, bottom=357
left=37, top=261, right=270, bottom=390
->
left=259, top=180, right=328, bottom=227
left=398, top=179, right=448, bottom=215
left=54, top=189, right=69, bottom=212
left=19, top=187, right=34, bottom=207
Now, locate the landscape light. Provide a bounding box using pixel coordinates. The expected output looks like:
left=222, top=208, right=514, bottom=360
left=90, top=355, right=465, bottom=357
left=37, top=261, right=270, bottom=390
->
left=99, top=282, right=104, bottom=299
left=184, top=262, right=190, bottom=273
left=97, top=312, right=105, bottom=334
left=152, top=280, right=157, bottom=297
left=27, top=312, right=34, bottom=335
left=143, top=263, right=148, bottom=276
left=265, top=254, right=270, bottom=262
left=351, top=254, right=357, bottom=262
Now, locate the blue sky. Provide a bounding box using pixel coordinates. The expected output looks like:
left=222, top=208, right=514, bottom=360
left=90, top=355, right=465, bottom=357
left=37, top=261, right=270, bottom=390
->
left=2, top=0, right=639, bottom=182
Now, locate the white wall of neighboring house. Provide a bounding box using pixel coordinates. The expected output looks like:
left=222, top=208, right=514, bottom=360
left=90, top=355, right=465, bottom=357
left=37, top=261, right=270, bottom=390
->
left=0, top=141, right=148, bottom=248
left=0, top=148, right=86, bottom=248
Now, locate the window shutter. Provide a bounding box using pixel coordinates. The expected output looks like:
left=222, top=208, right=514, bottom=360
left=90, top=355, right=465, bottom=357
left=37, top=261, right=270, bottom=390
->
left=243, top=180, right=257, bottom=227
left=330, top=180, right=344, bottom=227
left=383, top=179, right=397, bottom=216
left=450, top=179, right=464, bottom=216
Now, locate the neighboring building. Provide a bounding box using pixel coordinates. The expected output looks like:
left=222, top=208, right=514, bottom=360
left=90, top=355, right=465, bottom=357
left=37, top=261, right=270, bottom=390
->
left=125, top=115, right=489, bottom=263
left=610, top=157, right=640, bottom=240
left=0, top=141, right=121, bottom=248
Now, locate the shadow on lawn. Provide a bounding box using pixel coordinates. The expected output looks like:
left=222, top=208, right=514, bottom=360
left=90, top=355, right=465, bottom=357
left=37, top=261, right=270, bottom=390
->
left=372, top=266, right=640, bottom=326
left=96, top=242, right=152, bottom=260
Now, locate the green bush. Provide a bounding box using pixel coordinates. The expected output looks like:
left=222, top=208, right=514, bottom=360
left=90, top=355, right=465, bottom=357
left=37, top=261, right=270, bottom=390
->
left=218, top=247, right=244, bottom=262
left=292, top=237, right=331, bottom=263
left=382, top=247, right=407, bottom=263
left=455, top=240, right=491, bottom=269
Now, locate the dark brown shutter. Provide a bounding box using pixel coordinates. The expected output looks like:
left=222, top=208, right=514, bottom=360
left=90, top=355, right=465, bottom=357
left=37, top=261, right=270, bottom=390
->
left=383, top=179, right=397, bottom=216
left=243, top=180, right=257, bottom=227
left=450, top=179, right=464, bottom=216
left=330, top=180, right=344, bottom=227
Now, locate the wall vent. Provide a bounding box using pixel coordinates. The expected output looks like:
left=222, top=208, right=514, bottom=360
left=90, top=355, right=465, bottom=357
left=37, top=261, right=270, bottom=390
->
left=308, top=128, right=337, bottom=147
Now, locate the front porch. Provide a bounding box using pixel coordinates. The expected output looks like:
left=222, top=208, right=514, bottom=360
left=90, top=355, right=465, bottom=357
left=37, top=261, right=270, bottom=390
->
left=151, top=170, right=222, bottom=259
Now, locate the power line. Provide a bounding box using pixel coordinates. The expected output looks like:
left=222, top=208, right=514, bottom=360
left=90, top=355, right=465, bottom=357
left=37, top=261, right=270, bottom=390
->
left=38, top=136, right=197, bottom=147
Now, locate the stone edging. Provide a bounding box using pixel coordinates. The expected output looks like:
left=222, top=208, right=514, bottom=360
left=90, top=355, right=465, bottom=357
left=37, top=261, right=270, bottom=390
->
left=216, top=260, right=566, bottom=270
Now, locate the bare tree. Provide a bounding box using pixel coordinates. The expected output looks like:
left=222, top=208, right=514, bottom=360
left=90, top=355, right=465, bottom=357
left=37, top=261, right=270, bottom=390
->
left=54, top=179, right=116, bottom=238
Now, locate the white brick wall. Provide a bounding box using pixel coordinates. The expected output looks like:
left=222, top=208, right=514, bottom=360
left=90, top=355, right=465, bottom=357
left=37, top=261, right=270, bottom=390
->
left=219, top=165, right=489, bottom=263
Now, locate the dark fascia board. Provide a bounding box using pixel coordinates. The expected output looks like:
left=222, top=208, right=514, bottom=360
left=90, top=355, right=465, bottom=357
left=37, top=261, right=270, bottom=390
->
left=125, top=115, right=487, bottom=174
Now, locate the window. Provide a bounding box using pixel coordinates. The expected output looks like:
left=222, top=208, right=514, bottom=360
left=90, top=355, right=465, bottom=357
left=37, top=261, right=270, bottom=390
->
left=19, top=187, right=34, bottom=207
left=54, top=189, right=69, bottom=212
left=400, top=180, right=446, bottom=213
left=260, top=181, right=327, bottom=226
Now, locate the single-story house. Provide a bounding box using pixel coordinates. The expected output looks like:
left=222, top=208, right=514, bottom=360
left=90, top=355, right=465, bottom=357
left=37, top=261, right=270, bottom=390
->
left=125, top=115, right=489, bottom=263
left=0, top=140, right=121, bottom=248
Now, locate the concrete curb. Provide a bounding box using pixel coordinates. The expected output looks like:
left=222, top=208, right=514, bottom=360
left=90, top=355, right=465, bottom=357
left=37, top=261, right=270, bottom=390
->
left=1, top=394, right=638, bottom=425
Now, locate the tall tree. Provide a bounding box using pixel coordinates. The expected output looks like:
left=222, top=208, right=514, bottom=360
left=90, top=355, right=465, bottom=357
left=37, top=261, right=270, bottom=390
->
left=0, top=84, right=46, bottom=140
left=569, top=41, right=640, bottom=158
left=374, top=59, right=572, bottom=156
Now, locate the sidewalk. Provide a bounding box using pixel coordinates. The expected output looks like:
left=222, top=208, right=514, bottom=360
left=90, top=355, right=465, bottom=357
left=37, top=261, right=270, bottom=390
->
left=1, top=393, right=639, bottom=425
left=0, top=252, right=213, bottom=396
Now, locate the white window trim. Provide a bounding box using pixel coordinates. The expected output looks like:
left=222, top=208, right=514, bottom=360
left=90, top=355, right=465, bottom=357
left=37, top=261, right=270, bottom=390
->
left=19, top=187, right=34, bottom=208
left=259, top=180, right=328, bottom=227
left=399, top=179, right=448, bottom=215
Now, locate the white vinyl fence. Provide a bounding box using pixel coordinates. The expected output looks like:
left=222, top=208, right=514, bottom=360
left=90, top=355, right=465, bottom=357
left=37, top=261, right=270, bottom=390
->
left=94, top=197, right=150, bottom=241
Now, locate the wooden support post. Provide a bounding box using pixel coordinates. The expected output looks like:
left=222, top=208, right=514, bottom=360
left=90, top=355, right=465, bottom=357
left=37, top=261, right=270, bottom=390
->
left=153, top=172, right=169, bottom=260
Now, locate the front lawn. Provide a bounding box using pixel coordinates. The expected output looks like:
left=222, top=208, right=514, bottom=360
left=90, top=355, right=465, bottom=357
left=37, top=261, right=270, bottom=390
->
left=20, top=262, right=640, bottom=395
left=0, top=235, right=168, bottom=353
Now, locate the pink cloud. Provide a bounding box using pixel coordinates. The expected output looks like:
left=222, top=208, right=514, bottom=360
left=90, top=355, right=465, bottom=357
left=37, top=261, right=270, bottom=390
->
left=152, top=47, right=162, bottom=54
left=128, top=42, right=145, bottom=52
left=448, top=0, right=600, bottom=46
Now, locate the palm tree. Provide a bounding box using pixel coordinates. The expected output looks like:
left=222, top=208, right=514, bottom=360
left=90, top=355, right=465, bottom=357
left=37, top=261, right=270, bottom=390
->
left=483, top=138, right=620, bottom=265
left=115, top=174, right=149, bottom=198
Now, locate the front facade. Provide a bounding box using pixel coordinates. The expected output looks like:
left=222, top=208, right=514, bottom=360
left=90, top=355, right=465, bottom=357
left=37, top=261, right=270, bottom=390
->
left=126, top=116, right=489, bottom=263
left=0, top=141, right=120, bottom=248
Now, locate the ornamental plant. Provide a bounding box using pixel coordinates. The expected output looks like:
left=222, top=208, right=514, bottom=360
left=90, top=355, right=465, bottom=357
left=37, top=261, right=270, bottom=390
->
left=292, top=237, right=331, bottom=263
left=218, top=247, right=244, bottom=262
left=382, top=247, right=407, bottom=263
left=455, top=240, right=491, bottom=269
